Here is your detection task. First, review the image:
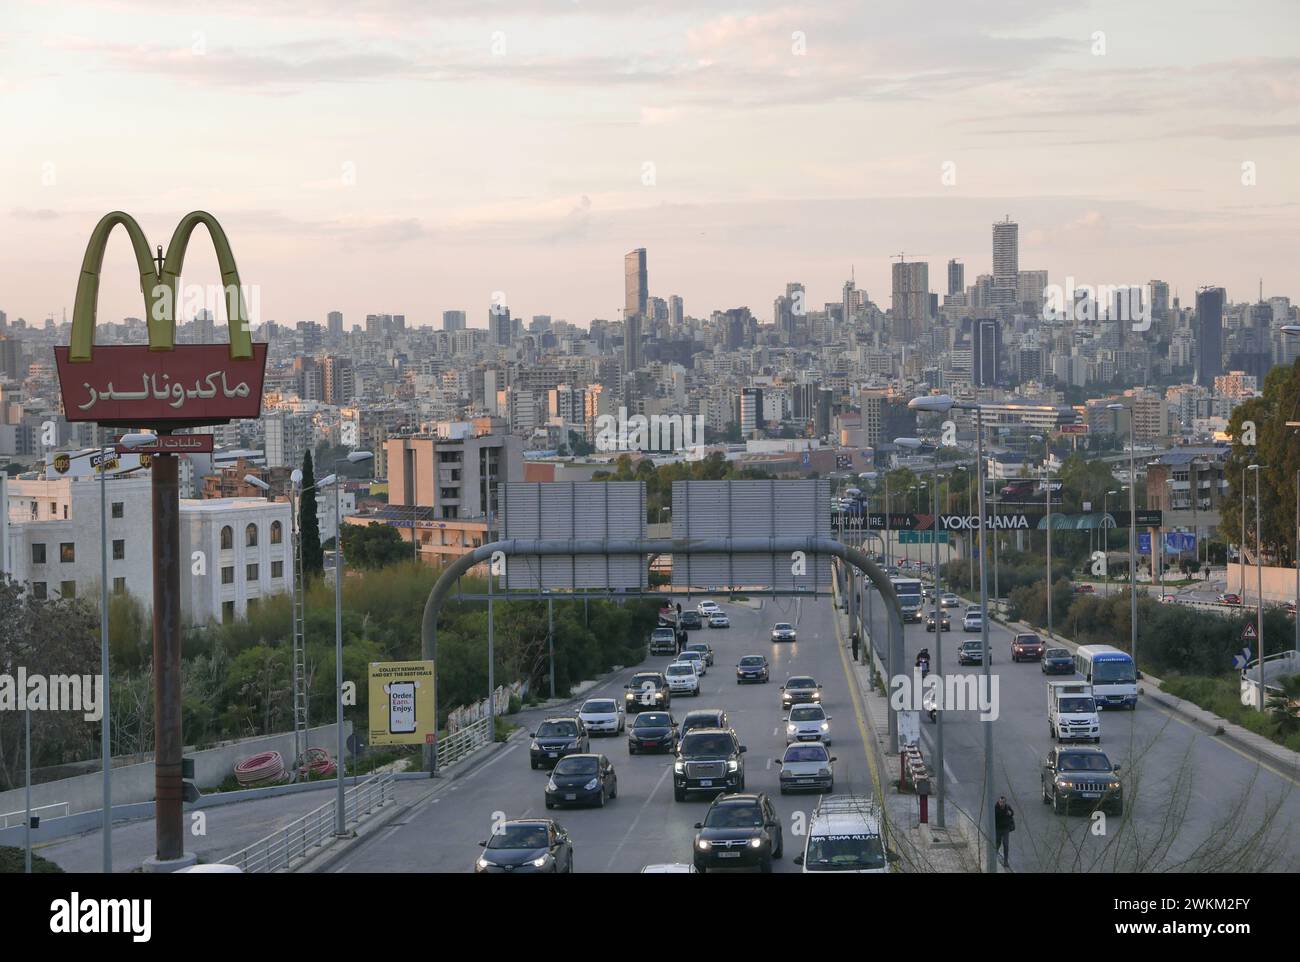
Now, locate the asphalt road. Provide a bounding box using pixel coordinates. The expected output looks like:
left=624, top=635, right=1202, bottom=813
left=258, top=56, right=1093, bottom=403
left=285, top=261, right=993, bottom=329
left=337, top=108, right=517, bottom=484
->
left=862, top=578, right=1300, bottom=873
left=333, top=595, right=877, bottom=873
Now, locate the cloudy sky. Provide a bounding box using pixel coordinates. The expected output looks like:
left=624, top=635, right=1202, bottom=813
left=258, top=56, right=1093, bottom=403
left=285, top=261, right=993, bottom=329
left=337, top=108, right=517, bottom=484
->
left=3, top=0, right=1298, bottom=330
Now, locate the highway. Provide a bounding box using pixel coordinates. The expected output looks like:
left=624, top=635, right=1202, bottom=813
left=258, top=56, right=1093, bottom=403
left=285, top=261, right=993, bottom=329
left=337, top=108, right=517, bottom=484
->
left=333, top=595, right=878, bottom=873
left=862, top=576, right=1300, bottom=873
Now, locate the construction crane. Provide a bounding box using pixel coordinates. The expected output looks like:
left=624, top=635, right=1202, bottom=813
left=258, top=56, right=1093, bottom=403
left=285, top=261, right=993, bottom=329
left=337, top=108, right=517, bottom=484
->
left=891, top=252, right=929, bottom=263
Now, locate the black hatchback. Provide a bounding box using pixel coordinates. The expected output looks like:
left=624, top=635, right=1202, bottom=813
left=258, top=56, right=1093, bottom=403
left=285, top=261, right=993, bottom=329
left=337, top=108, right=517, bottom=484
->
left=1041, top=647, right=1075, bottom=675
left=529, top=717, right=589, bottom=769
left=545, top=754, right=617, bottom=809
left=736, top=655, right=770, bottom=684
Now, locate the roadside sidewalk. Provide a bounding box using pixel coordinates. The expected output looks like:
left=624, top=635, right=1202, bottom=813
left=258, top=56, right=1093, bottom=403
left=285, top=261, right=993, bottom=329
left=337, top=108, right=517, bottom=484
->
left=830, top=580, right=985, bottom=872
left=993, top=610, right=1300, bottom=778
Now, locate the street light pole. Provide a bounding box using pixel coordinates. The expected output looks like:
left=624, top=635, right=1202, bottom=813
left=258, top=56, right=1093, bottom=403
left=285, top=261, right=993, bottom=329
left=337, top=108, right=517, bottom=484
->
left=1249, top=464, right=1266, bottom=711
left=98, top=444, right=111, bottom=872
left=333, top=477, right=346, bottom=834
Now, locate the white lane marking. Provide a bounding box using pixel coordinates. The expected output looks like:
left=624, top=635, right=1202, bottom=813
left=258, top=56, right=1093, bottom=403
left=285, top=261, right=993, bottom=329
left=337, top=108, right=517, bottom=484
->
left=604, top=761, right=674, bottom=872
left=766, top=757, right=773, bottom=770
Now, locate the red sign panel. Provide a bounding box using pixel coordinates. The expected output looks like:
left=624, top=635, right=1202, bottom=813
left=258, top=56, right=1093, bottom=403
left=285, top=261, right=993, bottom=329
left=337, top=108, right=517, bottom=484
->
left=55, top=343, right=268, bottom=429
left=1058, top=423, right=1090, bottom=435
left=117, top=434, right=215, bottom=455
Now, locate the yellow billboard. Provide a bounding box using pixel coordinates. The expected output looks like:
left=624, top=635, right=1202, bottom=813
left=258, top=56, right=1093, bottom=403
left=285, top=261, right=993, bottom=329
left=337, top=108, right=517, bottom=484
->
left=367, top=660, right=436, bottom=746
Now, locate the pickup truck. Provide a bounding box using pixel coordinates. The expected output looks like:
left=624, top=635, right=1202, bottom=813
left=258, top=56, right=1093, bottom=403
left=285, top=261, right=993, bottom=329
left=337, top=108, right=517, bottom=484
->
left=1047, top=681, right=1100, bottom=743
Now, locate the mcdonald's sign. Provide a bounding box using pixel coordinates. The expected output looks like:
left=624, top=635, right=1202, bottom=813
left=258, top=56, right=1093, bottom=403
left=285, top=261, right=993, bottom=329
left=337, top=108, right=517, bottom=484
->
left=53, top=211, right=268, bottom=428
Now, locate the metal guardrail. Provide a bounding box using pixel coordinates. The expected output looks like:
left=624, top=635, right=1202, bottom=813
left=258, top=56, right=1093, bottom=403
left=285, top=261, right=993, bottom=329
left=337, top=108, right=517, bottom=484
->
left=437, top=716, right=493, bottom=770
left=0, top=801, right=69, bottom=829
left=222, top=772, right=395, bottom=873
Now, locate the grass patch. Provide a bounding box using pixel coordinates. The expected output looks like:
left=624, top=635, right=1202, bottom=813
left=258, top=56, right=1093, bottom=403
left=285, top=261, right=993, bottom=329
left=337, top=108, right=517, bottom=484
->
left=1162, top=674, right=1300, bottom=750
left=0, top=845, right=63, bottom=873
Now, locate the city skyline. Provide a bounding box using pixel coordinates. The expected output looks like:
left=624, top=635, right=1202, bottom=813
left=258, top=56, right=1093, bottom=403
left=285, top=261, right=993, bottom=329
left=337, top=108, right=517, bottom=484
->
left=4, top=0, right=1298, bottom=327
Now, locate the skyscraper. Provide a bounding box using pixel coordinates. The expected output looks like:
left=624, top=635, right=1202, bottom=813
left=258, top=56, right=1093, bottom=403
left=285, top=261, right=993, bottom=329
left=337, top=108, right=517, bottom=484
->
left=668, top=295, right=684, bottom=327
left=972, top=318, right=1001, bottom=387
left=327, top=310, right=343, bottom=337
left=947, top=259, right=964, bottom=297
left=891, top=260, right=930, bottom=343
left=442, top=310, right=466, bottom=332
left=624, top=248, right=647, bottom=374
left=489, top=305, right=512, bottom=346
left=992, top=217, right=1019, bottom=314
left=1195, top=287, right=1225, bottom=384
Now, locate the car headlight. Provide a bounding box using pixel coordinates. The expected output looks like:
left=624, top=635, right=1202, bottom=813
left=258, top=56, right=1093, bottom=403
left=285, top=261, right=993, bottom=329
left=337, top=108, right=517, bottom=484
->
left=727, top=759, right=739, bottom=772
left=584, top=778, right=598, bottom=791
left=1056, top=778, right=1073, bottom=788
left=811, top=692, right=820, bottom=700
left=786, top=724, right=797, bottom=734
left=531, top=856, right=549, bottom=868
left=674, top=760, right=684, bottom=773
left=820, top=722, right=829, bottom=731
left=819, top=767, right=831, bottom=776
left=530, top=741, right=541, bottom=751
left=477, top=857, right=492, bottom=869
left=697, top=839, right=711, bottom=851
left=545, top=780, right=557, bottom=792
left=749, top=838, right=763, bottom=849
left=1108, top=780, right=1120, bottom=790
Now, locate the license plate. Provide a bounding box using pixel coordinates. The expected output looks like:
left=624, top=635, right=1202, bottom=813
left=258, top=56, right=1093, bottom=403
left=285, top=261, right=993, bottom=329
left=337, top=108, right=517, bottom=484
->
left=699, top=779, right=712, bottom=787
left=565, top=794, right=576, bottom=800
left=1081, top=791, right=1100, bottom=798
left=718, top=851, right=740, bottom=859
left=548, top=752, right=558, bottom=758
left=642, top=741, right=656, bottom=747
left=798, top=778, right=813, bottom=784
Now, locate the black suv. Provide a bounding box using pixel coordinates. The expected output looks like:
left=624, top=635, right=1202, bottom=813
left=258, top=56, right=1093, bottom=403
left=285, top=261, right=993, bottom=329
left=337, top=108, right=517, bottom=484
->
left=692, top=793, right=783, bottom=873
left=780, top=675, right=822, bottom=710
left=623, top=671, right=671, bottom=713
left=677, top=709, right=731, bottom=749
left=1041, top=746, right=1123, bottom=816
left=679, top=611, right=703, bottom=631
left=674, top=728, right=746, bottom=801
left=529, top=717, right=589, bottom=769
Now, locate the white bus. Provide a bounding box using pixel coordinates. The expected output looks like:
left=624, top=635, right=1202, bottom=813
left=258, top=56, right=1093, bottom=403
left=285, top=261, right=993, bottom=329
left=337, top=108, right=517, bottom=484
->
left=1073, top=645, right=1137, bottom=710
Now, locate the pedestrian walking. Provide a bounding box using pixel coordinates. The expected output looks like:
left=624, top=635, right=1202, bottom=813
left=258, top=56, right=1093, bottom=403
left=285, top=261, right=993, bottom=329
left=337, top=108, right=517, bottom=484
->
left=994, top=795, right=1015, bottom=868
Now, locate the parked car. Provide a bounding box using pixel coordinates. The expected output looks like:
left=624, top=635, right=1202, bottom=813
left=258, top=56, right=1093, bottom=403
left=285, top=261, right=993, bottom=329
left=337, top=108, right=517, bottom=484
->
left=1010, top=632, right=1045, bottom=662
left=674, top=728, right=746, bottom=800
left=708, top=612, right=730, bottom=629
left=692, top=793, right=782, bottom=872
left=1041, top=647, right=1075, bottom=675
left=1041, top=746, right=1123, bottom=816
left=529, top=717, right=589, bottom=769
left=679, top=611, right=703, bottom=630
left=735, top=654, right=770, bottom=684
left=957, top=639, right=990, bottom=666
left=684, top=641, right=715, bottom=666
left=545, top=753, right=617, bottom=809
left=785, top=703, right=832, bottom=745
left=623, top=671, right=671, bottom=713
left=627, top=711, right=677, bottom=754
left=665, top=661, right=702, bottom=697
left=577, top=698, right=624, bottom=736
left=475, top=819, right=573, bottom=873
left=771, top=622, right=798, bottom=643
left=925, top=611, right=951, bottom=632
left=776, top=742, right=836, bottom=794
left=649, top=627, right=678, bottom=655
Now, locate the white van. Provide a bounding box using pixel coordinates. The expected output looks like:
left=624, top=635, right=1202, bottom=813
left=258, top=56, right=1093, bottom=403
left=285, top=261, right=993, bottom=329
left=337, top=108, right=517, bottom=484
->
left=792, top=794, right=898, bottom=873
left=1047, top=681, right=1101, bottom=743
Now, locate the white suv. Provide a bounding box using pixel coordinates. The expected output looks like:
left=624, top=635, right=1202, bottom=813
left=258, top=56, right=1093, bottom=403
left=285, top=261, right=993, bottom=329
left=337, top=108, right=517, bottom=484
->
left=962, top=608, right=984, bottom=632
left=664, top=661, right=701, bottom=696
left=696, top=600, right=720, bottom=617
left=794, top=795, right=896, bottom=873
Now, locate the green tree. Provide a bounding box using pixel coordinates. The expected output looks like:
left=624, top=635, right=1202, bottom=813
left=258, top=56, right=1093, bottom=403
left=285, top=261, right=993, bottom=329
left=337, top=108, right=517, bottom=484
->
left=300, top=450, right=323, bottom=577
left=341, top=524, right=410, bottom=570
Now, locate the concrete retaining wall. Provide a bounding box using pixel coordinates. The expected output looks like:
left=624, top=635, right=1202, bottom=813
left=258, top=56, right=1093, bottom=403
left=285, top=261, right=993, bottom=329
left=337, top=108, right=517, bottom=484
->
left=0, top=721, right=351, bottom=818
left=1226, top=563, right=1298, bottom=604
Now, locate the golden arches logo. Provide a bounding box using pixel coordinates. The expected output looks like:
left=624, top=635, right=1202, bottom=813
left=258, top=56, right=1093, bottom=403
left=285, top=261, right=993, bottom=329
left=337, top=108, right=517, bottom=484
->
left=69, top=210, right=253, bottom=362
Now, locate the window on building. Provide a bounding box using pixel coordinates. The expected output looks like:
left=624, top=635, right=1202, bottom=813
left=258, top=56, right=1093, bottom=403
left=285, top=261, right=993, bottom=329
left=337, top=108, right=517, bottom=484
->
left=32, top=582, right=47, bottom=600
left=271, top=560, right=284, bottom=579
left=63, top=504, right=68, bottom=520
left=112, top=540, right=125, bottom=561
left=113, top=577, right=126, bottom=595
left=32, top=543, right=46, bottom=564
left=247, top=597, right=260, bottom=615
left=60, top=580, right=76, bottom=599
left=245, top=523, right=258, bottom=548
left=111, top=502, right=124, bottom=519
left=271, top=520, right=282, bottom=544
left=221, top=526, right=233, bottom=550
left=246, top=563, right=259, bottom=581
left=222, top=566, right=234, bottom=585
left=222, top=600, right=235, bottom=624
left=60, top=543, right=75, bottom=563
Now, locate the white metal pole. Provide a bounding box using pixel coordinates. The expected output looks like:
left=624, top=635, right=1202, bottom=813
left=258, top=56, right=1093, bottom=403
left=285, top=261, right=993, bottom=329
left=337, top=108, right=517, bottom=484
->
left=99, top=447, right=112, bottom=872
left=334, top=479, right=346, bottom=834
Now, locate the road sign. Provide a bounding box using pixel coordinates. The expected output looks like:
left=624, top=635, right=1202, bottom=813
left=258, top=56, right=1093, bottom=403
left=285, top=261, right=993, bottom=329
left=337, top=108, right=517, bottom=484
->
left=1241, top=623, right=1257, bottom=643
left=1232, top=647, right=1252, bottom=670
left=899, top=530, right=950, bottom=544
left=116, top=434, right=214, bottom=455
left=898, top=710, right=920, bottom=750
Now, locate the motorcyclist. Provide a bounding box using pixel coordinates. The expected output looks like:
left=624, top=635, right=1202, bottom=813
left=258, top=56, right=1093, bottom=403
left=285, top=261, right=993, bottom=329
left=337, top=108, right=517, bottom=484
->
left=915, top=648, right=931, bottom=677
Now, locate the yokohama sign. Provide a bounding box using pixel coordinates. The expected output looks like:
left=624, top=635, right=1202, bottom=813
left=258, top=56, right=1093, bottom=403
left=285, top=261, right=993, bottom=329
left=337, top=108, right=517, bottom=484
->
left=53, top=211, right=267, bottom=428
